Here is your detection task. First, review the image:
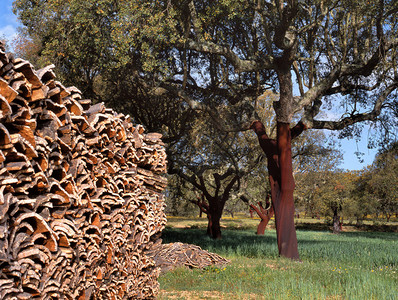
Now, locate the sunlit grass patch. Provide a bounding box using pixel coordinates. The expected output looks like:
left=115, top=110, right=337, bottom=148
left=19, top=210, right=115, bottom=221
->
left=159, top=228, right=398, bottom=299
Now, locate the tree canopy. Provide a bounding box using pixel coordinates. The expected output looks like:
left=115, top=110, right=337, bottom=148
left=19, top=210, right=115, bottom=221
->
left=12, top=0, right=398, bottom=259
left=13, top=0, right=398, bottom=135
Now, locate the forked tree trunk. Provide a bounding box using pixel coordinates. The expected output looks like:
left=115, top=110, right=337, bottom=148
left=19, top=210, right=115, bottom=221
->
left=386, top=214, right=391, bottom=222
left=249, top=195, right=274, bottom=235
left=256, top=205, right=274, bottom=235
left=188, top=174, right=239, bottom=239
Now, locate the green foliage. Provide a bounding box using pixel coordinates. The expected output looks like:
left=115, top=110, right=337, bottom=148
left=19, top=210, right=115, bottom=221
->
left=295, top=144, right=398, bottom=223
left=12, top=0, right=180, bottom=99
left=362, top=143, right=398, bottom=221
left=13, top=0, right=115, bottom=97
left=12, top=0, right=398, bottom=220
left=165, top=175, right=199, bottom=216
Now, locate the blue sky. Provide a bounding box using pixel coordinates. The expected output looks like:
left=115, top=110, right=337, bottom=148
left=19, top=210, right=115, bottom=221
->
left=0, top=0, right=19, bottom=46
left=0, top=1, right=378, bottom=170
left=331, top=129, right=377, bottom=170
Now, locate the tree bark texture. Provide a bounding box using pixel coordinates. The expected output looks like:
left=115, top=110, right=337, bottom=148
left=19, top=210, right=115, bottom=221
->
left=332, top=207, right=341, bottom=234
left=251, top=120, right=301, bottom=260
left=192, top=194, right=223, bottom=239
left=207, top=203, right=223, bottom=239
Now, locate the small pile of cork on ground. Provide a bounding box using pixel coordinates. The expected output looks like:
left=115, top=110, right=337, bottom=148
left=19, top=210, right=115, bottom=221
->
left=0, top=41, right=169, bottom=299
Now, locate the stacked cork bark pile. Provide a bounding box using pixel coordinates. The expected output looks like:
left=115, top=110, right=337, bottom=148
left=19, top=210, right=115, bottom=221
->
left=0, top=44, right=167, bottom=299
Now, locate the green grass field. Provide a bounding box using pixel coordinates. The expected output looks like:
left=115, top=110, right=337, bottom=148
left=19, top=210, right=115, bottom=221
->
left=158, top=218, right=398, bottom=299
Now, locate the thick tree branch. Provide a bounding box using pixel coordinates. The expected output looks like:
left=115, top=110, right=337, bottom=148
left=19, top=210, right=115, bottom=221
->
left=341, top=38, right=398, bottom=77
left=174, top=169, right=214, bottom=201
left=295, top=67, right=341, bottom=112
left=309, top=82, right=398, bottom=130
left=185, top=39, right=275, bottom=72
left=325, top=78, right=384, bottom=96
left=274, top=0, right=298, bottom=50
left=191, top=193, right=209, bottom=214
left=290, top=121, right=307, bottom=139
left=222, top=175, right=240, bottom=202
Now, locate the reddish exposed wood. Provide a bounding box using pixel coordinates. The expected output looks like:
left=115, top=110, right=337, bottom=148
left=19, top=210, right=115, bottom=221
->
left=251, top=120, right=301, bottom=260
left=276, top=122, right=299, bottom=259
left=240, top=194, right=274, bottom=234
left=0, top=50, right=168, bottom=298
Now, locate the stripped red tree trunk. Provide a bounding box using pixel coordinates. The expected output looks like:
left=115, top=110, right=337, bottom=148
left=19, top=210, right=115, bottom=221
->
left=247, top=194, right=274, bottom=235
left=251, top=120, right=304, bottom=260
left=250, top=195, right=274, bottom=235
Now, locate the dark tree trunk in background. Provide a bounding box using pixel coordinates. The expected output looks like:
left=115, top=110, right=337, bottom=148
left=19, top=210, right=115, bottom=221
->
left=188, top=173, right=240, bottom=239
left=332, top=207, right=341, bottom=234
left=191, top=195, right=223, bottom=239
left=207, top=202, right=223, bottom=239
left=204, top=198, right=224, bottom=239
left=225, top=209, right=234, bottom=218
left=251, top=120, right=304, bottom=260
left=386, top=214, right=391, bottom=222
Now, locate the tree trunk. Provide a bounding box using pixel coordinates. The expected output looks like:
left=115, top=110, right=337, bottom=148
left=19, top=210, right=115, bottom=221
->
left=251, top=120, right=300, bottom=260
left=250, top=198, right=274, bottom=235
left=206, top=199, right=223, bottom=239
left=256, top=205, right=274, bottom=235
left=207, top=211, right=222, bottom=239
left=332, top=207, right=341, bottom=234
left=273, top=122, right=300, bottom=259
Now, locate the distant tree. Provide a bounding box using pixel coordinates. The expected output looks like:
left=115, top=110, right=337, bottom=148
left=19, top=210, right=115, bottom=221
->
left=168, top=113, right=255, bottom=239
left=294, top=131, right=342, bottom=218
left=349, top=168, right=378, bottom=225
left=368, top=142, right=398, bottom=221
left=322, top=171, right=358, bottom=233
left=13, top=0, right=119, bottom=99
left=295, top=171, right=325, bottom=219
left=11, top=30, right=49, bottom=69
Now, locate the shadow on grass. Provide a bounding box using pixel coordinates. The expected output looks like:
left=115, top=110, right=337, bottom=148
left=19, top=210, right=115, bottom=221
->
left=295, top=222, right=330, bottom=231
left=340, top=230, right=398, bottom=240
left=161, top=228, right=280, bottom=258
left=161, top=227, right=398, bottom=267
